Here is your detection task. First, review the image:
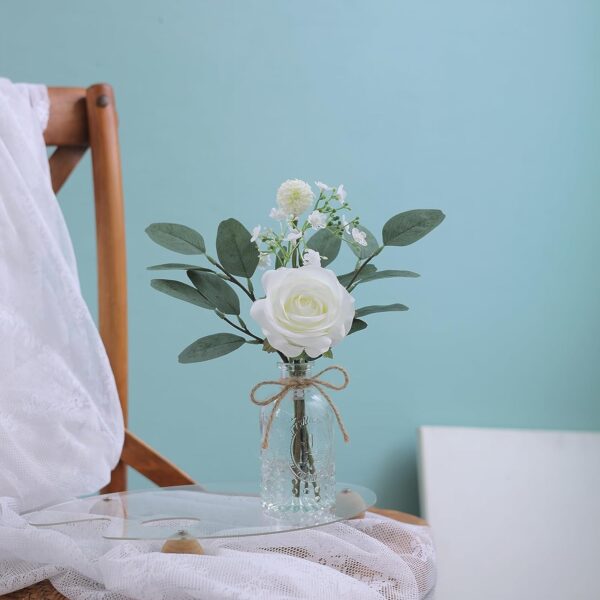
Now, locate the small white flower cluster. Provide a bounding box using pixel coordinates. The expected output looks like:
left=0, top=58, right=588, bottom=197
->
left=252, top=179, right=367, bottom=269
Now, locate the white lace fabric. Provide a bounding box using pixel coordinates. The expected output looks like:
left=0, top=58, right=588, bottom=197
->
left=0, top=498, right=435, bottom=599
left=0, top=78, right=124, bottom=510
left=0, top=79, right=436, bottom=599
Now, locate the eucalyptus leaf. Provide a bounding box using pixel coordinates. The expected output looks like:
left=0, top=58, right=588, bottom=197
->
left=147, top=263, right=213, bottom=272
left=187, top=270, right=240, bottom=315
left=150, top=279, right=214, bottom=309
left=343, top=225, right=380, bottom=260
left=337, top=265, right=377, bottom=287
left=356, top=304, right=409, bottom=318
left=179, top=333, right=246, bottom=363
left=382, top=209, right=445, bottom=247
left=306, top=229, right=341, bottom=267
left=354, top=269, right=420, bottom=285
left=348, top=319, right=368, bottom=335
left=145, top=223, right=206, bottom=254
left=216, top=218, right=259, bottom=278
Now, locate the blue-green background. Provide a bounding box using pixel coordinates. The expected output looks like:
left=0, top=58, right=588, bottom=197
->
left=2, top=1, right=599, bottom=515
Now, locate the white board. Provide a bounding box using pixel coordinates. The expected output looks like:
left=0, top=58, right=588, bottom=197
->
left=418, top=426, right=600, bottom=600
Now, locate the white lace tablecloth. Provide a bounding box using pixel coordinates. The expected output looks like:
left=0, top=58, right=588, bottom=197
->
left=0, top=498, right=435, bottom=600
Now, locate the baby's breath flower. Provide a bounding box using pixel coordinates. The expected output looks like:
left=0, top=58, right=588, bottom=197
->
left=258, top=253, right=273, bottom=269
left=302, top=249, right=322, bottom=267
left=352, top=227, right=368, bottom=247
left=308, top=210, right=327, bottom=230
left=315, top=181, right=332, bottom=192
left=340, top=215, right=351, bottom=233
left=337, top=184, right=347, bottom=205
left=250, top=225, right=261, bottom=242
left=276, top=179, right=314, bottom=217
left=269, top=207, right=287, bottom=221
left=285, top=229, right=302, bottom=242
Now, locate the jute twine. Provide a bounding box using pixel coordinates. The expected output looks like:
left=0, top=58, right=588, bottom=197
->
left=250, top=365, right=350, bottom=449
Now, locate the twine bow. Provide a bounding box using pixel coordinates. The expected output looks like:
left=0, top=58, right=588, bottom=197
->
left=250, top=365, right=350, bottom=449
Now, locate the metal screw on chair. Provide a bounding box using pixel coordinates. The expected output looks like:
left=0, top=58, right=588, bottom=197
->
left=96, top=94, right=110, bottom=108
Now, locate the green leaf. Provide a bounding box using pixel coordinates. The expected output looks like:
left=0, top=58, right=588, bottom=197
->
left=187, top=270, right=240, bottom=315
left=216, top=218, right=259, bottom=278
left=306, top=229, right=342, bottom=267
left=147, top=263, right=213, bottom=272
left=179, top=333, right=246, bottom=363
left=150, top=279, right=214, bottom=309
left=145, top=223, right=206, bottom=254
left=337, top=265, right=377, bottom=287
left=355, top=304, right=409, bottom=318
left=343, top=225, right=380, bottom=260
left=382, top=209, right=445, bottom=247
left=348, top=319, right=368, bottom=335
left=262, top=340, right=278, bottom=354
left=354, top=270, right=420, bottom=285
left=322, top=349, right=334, bottom=359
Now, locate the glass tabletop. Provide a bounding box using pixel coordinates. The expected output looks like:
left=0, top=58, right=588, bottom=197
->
left=25, top=482, right=376, bottom=540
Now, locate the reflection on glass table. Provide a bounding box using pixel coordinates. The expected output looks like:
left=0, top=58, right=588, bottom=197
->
left=25, top=482, right=376, bottom=541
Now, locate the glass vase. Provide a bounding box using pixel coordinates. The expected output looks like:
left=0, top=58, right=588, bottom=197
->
left=260, top=361, right=335, bottom=515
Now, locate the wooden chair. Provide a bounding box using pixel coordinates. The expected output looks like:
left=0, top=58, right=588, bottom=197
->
left=5, top=83, right=425, bottom=600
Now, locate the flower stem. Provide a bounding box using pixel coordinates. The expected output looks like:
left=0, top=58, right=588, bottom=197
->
left=207, top=256, right=256, bottom=301
left=346, top=247, right=383, bottom=289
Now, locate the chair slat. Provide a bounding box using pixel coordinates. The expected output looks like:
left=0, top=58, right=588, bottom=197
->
left=48, top=145, right=87, bottom=193
left=44, top=87, right=88, bottom=146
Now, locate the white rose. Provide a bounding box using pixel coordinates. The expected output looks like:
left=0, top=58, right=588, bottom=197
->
left=250, top=266, right=355, bottom=358
left=276, top=179, right=315, bottom=217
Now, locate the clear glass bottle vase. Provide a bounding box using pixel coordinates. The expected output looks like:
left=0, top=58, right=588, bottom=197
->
left=260, top=361, right=335, bottom=515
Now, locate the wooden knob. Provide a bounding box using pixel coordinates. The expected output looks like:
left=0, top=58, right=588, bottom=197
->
left=335, top=488, right=367, bottom=519
left=161, top=530, right=204, bottom=555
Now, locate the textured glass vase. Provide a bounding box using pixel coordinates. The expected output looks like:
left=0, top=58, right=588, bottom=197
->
left=260, top=361, right=335, bottom=515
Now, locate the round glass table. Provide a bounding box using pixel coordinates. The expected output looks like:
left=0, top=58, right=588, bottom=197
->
left=25, top=482, right=376, bottom=541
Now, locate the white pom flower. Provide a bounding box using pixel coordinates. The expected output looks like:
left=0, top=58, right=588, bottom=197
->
left=269, top=207, right=288, bottom=221
left=337, top=184, right=347, bottom=204
left=302, top=248, right=322, bottom=267
left=351, top=227, right=368, bottom=247
left=315, top=181, right=332, bottom=192
left=308, top=210, right=327, bottom=230
left=276, top=179, right=315, bottom=217
left=250, top=225, right=261, bottom=242
left=250, top=266, right=355, bottom=358
left=284, top=229, right=302, bottom=242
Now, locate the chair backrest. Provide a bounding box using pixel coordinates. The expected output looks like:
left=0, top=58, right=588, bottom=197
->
left=46, top=84, right=194, bottom=493
left=418, top=425, right=600, bottom=600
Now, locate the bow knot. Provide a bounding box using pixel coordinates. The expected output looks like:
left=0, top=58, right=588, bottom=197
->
left=250, top=365, right=350, bottom=449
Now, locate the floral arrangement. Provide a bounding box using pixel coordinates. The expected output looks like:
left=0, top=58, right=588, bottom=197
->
left=146, top=179, right=445, bottom=364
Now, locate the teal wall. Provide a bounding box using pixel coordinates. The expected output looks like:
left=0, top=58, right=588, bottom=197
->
left=2, top=1, right=599, bottom=515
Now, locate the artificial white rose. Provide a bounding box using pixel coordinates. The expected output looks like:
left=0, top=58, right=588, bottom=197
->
left=308, top=210, right=327, bottom=230
left=276, top=179, right=315, bottom=217
left=250, top=265, right=355, bottom=358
